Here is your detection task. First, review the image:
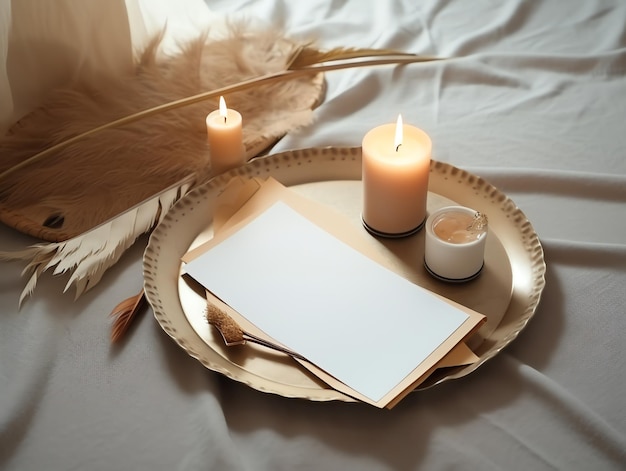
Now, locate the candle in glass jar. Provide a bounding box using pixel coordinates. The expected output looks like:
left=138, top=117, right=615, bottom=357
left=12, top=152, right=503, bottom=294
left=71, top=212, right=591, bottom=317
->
left=206, top=96, right=244, bottom=174
left=362, top=115, right=431, bottom=237
left=424, top=206, right=488, bottom=282
left=433, top=210, right=485, bottom=243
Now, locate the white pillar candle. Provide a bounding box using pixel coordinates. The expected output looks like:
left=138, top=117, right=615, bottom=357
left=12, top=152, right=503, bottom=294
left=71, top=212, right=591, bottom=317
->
left=424, top=206, right=488, bottom=282
left=206, top=96, right=244, bottom=174
left=362, top=115, right=431, bottom=237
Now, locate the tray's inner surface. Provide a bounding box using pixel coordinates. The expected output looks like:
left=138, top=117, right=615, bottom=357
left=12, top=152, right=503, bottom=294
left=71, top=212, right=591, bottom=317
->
left=179, top=180, right=513, bottom=391
left=145, top=147, right=544, bottom=402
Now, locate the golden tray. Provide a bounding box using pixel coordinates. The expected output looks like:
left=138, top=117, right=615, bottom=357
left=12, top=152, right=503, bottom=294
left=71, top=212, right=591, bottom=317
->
left=143, top=146, right=546, bottom=402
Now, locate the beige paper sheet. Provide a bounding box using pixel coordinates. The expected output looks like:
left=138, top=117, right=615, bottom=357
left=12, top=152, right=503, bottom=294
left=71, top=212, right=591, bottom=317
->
left=183, top=177, right=485, bottom=408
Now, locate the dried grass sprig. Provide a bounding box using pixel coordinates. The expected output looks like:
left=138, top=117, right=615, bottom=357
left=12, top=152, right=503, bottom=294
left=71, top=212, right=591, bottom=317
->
left=110, top=289, right=146, bottom=342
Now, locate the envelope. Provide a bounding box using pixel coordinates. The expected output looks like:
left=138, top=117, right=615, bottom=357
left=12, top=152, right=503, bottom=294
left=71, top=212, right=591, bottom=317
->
left=183, top=176, right=484, bottom=408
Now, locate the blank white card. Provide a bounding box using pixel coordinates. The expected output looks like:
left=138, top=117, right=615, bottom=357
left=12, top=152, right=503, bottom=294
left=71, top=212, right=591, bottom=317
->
left=185, top=201, right=468, bottom=402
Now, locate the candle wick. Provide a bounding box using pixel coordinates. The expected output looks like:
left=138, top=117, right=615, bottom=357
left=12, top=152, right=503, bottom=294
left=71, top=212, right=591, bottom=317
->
left=395, top=143, right=402, bottom=152
left=223, top=116, right=227, bottom=124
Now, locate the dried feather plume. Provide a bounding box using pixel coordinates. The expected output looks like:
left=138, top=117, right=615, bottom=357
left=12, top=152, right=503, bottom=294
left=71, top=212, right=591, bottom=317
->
left=1, top=178, right=192, bottom=306
left=0, top=21, right=445, bottom=307
left=110, top=289, right=147, bottom=342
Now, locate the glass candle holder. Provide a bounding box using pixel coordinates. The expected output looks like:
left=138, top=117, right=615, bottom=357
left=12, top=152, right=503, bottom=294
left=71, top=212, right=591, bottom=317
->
left=424, top=205, right=488, bottom=282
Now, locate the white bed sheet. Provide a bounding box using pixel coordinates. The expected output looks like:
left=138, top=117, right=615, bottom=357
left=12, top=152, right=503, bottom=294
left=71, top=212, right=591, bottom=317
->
left=1, top=1, right=625, bottom=470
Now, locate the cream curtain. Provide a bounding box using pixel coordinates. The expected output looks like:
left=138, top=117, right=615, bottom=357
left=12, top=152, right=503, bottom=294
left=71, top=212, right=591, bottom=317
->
left=0, top=0, right=215, bottom=133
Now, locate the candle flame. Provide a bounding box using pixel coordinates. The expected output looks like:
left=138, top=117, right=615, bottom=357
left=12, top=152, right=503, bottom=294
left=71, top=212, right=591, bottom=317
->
left=394, top=114, right=403, bottom=152
left=219, top=96, right=227, bottom=122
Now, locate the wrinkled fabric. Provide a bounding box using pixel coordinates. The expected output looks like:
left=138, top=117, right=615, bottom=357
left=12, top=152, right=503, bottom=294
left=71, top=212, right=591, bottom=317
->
left=1, top=1, right=625, bottom=470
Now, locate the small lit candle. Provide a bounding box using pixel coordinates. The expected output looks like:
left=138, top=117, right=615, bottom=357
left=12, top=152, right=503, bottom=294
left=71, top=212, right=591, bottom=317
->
left=424, top=206, right=488, bottom=282
left=206, top=96, right=244, bottom=174
left=361, top=115, right=431, bottom=237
